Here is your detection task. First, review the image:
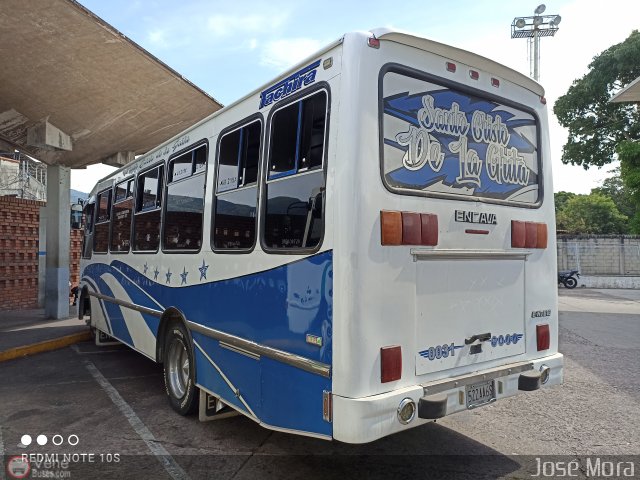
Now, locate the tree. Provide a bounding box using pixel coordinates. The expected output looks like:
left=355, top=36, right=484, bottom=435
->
left=554, top=191, right=576, bottom=215
left=556, top=193, right=628, bottom=234
left=554, top=30, right=640, bottom=169
left=591, top=168, right=637, bottom=219
left=617, top=140, right=640, bottom=232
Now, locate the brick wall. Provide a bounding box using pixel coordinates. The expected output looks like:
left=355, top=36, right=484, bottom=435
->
left=557, top=235, right=640, bottom=275
left=70, top=229, right=82, bottom=286
left=0, top=197, right=44, bottom=310
left=0, top=196, right=83, bottom=311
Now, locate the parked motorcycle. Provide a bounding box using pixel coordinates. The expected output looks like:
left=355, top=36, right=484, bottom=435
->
left=558, top=270, right=580, bottom=289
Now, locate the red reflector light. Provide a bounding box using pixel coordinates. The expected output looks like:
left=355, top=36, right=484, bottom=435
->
left=536, top=324, right=550, bottom=351
left=540, top=96, right=547, bottom=104
left=381, top=345, right=402, bottom=383
left=381, top=211, right=402, bottom=245
left=465, top=229, right=489, bottom=235
left=511, top=220, right=548, bottom=249
left=402, top=212, right=421, bottom=245
left=469, top=70, right=479, bottom=80
left=367, top=37, right=380, bottom=49
left=420, top=213, right=438, bottom=246
left=446, top=62, right=456, bottom=73
left=491, top=77, right=500, bottom=87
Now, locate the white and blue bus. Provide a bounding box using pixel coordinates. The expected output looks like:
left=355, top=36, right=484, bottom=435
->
left=79, top=29, right=563, bottom=444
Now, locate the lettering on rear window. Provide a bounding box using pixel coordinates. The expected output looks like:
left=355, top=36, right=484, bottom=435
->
left=381, top=67, right=540, bottom=205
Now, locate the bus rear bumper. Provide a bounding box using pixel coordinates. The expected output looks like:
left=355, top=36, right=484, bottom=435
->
left=332, top=353, right=563, bottom=444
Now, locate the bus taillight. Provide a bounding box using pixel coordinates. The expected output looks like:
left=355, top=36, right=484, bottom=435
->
left=381, top=211, right=438, bottom=246
left=511, top=220, right=547, bottom=249
left=381, top=345, right=402, bottom=383
left=536, top=324, right=550, bottom=351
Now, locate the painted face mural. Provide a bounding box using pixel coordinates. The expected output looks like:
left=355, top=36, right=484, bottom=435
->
left=381, top=70, right=540, bottom=204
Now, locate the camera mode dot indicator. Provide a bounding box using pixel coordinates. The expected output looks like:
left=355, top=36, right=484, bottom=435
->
left=37, top=434, right=48, bottom=445
left=20, top=434, right=32, bottom=446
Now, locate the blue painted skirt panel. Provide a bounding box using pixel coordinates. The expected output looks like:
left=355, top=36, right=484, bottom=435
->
left=81, top=251, right=333, bottom=438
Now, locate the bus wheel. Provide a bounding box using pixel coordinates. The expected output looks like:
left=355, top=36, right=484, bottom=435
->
left=163, top=323, right=198, bottom=415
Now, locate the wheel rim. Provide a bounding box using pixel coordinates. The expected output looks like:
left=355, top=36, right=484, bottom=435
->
left=167, top=338, right=189, bottom=399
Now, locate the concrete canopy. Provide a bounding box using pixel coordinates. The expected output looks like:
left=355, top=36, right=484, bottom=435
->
left=0, top=0, right=222, bottom=168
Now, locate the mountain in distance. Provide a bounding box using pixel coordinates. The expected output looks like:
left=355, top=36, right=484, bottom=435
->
left=71, top=189, right=88, bottom=204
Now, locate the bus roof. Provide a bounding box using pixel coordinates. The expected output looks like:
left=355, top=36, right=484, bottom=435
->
left=372, top=28, right=544, bottom=96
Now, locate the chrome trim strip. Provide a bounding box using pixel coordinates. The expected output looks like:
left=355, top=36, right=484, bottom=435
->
left=219, top=341, right=260, bottom=361
left=421, top=361, right=534, bottom=395
left=411, top=249, right=531, bottom=261
left=188, top=321, right=331, bottom=378
left=87, top=291, right=163, bottom=318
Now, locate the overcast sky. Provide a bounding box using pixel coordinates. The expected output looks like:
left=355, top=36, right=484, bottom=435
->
left=73, top=0, right=640, bottom=194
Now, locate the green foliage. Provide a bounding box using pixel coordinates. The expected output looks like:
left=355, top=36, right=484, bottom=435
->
left=617, top=140, right=640, bottom=232
left=556, top=193, right=628, bottom=234
left=553, top=30, right=640, bottom=168
left=591, top=168, right=637, bottom=219
left=554, top=191, right=576, bottom=215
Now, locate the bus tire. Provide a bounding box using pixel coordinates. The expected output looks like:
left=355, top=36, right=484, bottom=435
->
left=163, top=322, right=198, bottom=415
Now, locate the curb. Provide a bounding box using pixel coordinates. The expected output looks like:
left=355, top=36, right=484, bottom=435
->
left=0, top=330, right=92, bottom=362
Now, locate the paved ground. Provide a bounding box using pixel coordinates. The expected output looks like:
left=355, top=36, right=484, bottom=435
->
left=0, top=289, right=638, bottom=479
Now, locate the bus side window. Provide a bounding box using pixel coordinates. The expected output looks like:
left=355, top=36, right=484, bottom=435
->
left=213, top=119, right=261, bottom=251
left=163, top=145, right=207, bottom=251
left=133, top=166, right=164, bottom=252
left=110, top=178, right=134, bottom=253
left=93, top=189, right=112, bottom=253
left=81, top=201, right=95, bottom=259
left=263, top=90, right=327, bottom=251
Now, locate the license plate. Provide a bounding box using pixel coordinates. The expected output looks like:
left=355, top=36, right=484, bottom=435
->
left=466, top=380, right=496, bottom=409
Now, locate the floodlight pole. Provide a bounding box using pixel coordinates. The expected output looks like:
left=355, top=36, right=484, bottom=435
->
left=511, top=5, right=561, bottom=83
left=533, top=28, right=539, bottom=82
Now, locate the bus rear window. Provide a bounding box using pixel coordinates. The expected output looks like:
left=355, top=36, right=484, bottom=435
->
left=380, top=67, right=540, bottom=205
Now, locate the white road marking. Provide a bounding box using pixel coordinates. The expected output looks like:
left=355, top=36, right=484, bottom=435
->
left=83, top=360, right=190, bottom=480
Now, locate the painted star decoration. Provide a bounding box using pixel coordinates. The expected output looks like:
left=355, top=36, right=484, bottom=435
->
left=153, top=267, right=160, bottom=281
left=165, top=269, right=172, bottom=284
left=180, top=267, right=189, bottom=285
left=198, top=259, right=209, bottom=281
left=143, top=262, right=148, bottom=275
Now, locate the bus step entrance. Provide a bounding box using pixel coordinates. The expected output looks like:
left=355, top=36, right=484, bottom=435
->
left=199, top=390, right=239, bottom=422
